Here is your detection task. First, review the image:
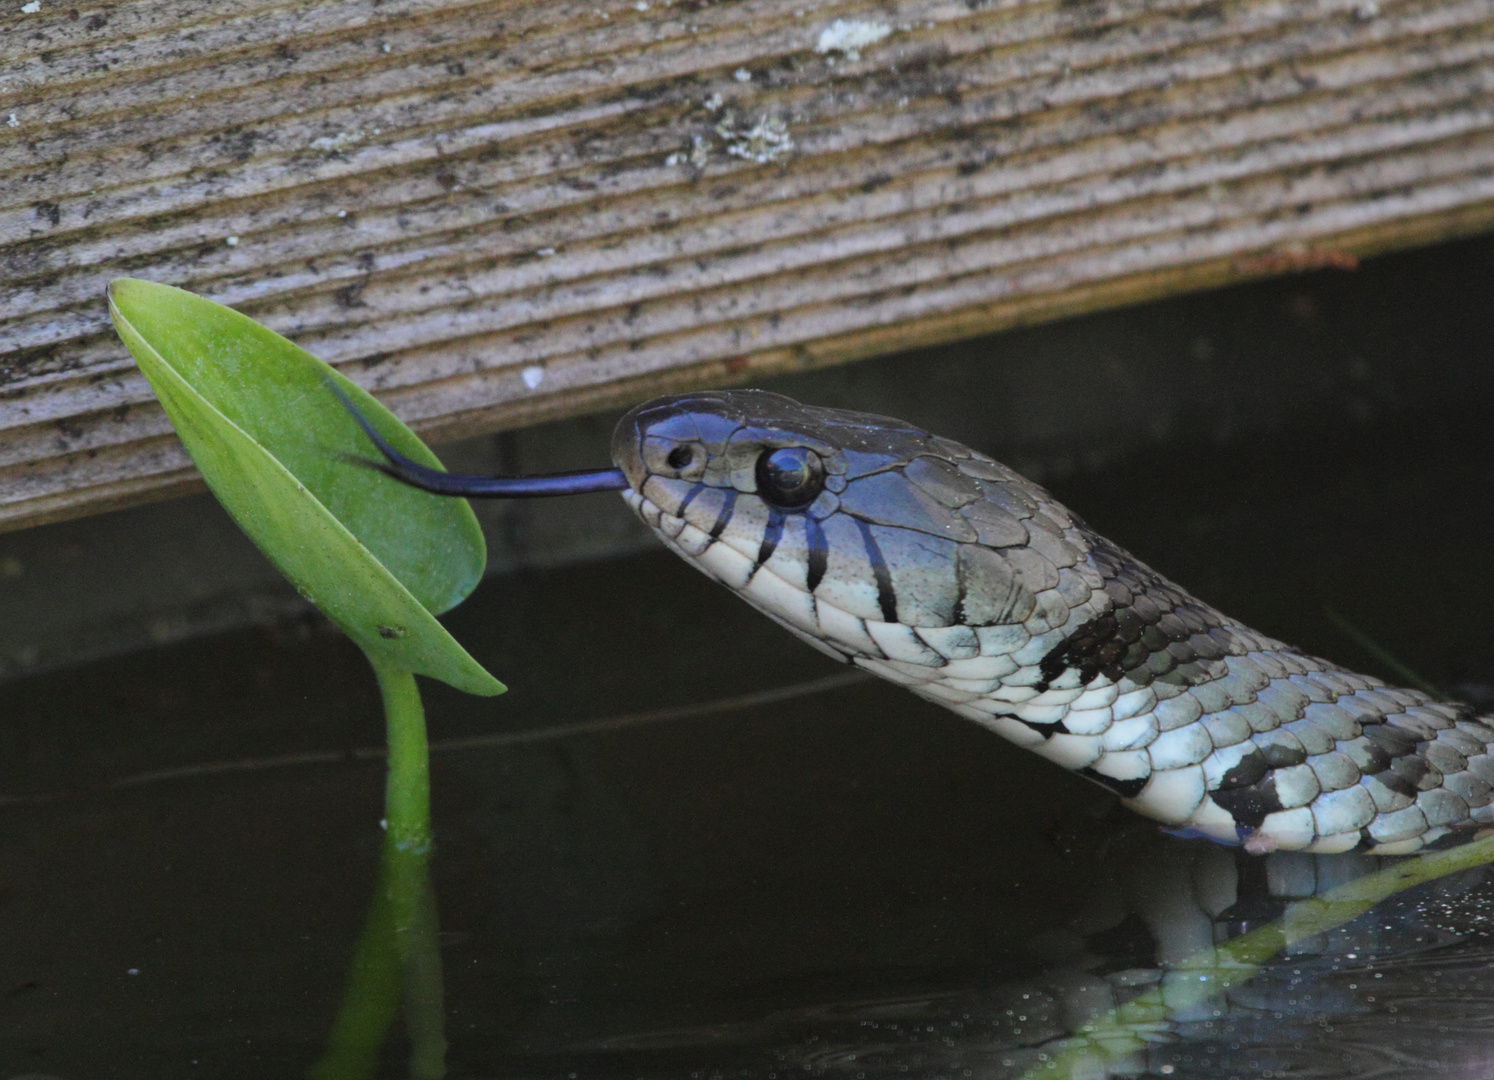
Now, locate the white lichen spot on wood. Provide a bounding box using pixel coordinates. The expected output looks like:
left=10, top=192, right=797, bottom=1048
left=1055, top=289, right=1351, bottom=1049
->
left=734, top=68, right=752, bottom=82
left=225, top=236, right=240, bottom=246
left=815, top=18, right=892, bottom=62
left=704, top=92, right=723, bottom=111
left=689, top=134, right=712, bottom=168
left=717, top=115, right=793, bottom=164
left=20, top=1, right=40, bottom=12
left=5, top=113, right=17, bottom=127
left=521, top=366, right=546, bottom=389
left=309, top=131, right=365, bottom=153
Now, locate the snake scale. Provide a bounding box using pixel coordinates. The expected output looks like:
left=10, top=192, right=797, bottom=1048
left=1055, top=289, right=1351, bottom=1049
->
left=358, top=388, right=1494, bottom=856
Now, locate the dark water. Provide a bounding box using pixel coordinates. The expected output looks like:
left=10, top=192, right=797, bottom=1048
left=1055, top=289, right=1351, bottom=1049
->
left=6, top=239, right=1494, bottom=1079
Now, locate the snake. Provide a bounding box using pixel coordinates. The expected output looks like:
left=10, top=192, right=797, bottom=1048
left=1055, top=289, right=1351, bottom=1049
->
left=342, top=387, right=1494, bottom=856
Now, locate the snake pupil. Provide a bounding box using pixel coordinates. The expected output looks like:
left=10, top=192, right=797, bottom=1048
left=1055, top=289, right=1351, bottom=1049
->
left=755, top=447, right=825, bottom=509
left=666, top=445, right=695, bottom=470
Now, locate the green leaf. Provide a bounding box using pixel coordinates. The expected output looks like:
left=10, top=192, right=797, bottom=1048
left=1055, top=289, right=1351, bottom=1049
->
left=108, top=278, right=503, bottom=697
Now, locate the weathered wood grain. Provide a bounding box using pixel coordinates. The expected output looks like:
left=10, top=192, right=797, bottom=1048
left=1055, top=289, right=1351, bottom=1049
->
left=3, top=0, right=1493, bottom=530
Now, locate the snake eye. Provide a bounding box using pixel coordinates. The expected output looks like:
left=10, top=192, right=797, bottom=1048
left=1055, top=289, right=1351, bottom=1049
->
left=666, top=444, right=698, bottom=471
left=755, top=447, right=825, bottom=509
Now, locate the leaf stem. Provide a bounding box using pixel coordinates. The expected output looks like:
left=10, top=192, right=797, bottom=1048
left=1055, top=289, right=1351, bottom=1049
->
left=375, top=660, right=433, bottom=856
left=373, top=660, right=448, bottom=1078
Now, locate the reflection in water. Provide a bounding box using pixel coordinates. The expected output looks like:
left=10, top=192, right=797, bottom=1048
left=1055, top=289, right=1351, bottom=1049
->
left=556, top=827, right=1494, bottom=1080
left=1024, top=833, right=1494, bottom=1079
left=292, top=675, right=858, bottom=1079
left=309, top=836, right=446, bottom=1080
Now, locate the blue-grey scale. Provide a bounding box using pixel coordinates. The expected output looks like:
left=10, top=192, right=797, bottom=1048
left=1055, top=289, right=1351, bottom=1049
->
left=354, top=388, right=1494, bottom=856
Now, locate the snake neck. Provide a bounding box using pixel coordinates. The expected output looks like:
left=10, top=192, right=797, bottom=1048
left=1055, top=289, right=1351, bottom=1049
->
left=613, top=391, right=1494, bottom=857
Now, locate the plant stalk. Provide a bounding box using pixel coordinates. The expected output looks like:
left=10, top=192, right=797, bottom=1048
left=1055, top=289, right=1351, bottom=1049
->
left=309, top=659, right=447, bottom=1080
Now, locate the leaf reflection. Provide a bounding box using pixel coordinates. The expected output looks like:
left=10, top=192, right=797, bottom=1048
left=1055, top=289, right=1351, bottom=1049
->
left=308, top=833, right=446, bottom=1080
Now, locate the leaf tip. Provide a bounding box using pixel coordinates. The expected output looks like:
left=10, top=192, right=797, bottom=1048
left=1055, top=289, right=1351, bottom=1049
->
left=107, top=275, right=142, bottom=304
left=107, top=277, right=160, bottom=331
left=475, top=676, right=507, bottom=697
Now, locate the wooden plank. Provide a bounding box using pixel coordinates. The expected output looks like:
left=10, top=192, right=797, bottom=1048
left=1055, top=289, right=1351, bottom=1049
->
left=3, top=0, right=1493, bottom=531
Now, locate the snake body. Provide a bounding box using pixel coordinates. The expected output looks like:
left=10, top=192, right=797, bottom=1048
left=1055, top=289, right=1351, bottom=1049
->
left=611, top=390, right=1494, bottom=856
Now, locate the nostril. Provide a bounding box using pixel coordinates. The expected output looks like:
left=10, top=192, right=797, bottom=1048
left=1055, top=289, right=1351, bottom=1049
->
left=666, top=445, right=694, bottom=470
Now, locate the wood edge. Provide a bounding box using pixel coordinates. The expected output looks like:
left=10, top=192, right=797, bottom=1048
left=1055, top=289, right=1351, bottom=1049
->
left=4, top=199, right=1493, bottom=536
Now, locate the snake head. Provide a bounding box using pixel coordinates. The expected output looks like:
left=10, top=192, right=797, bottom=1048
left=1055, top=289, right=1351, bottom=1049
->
left=612, top=390, right=1082, bottom=667
left=614, top=390, right=846, bottom=517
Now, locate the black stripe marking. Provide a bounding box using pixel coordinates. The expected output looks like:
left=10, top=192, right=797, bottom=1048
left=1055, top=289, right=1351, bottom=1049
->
left=1215, top=750, right=1268, bottom=790
left=986, top=711, right=1061, bottom=742
left=1257, top=742, right=1309, bottom=768
left=1371, top=767, right=1418, bottom=799
left=756, top=508, right=784, bottom=569
left=708, top=489, right=737, bottom=539
left=805, top=514, right=828, bottom=594
left=952, top=550, right=969, bottom=627
left=1364, top=724, right=1420, bottom=755
left=1077, top=766, right=1147, bottom=799
left=1038, top=613, right=1125, bottom=693
left=1389, top=754, right=1433, bottom=788
left=855, top=518, right=898, bottom=623
left=676, top=482, right=707, bottom=517
left=1211, top=777, right=1282, bottom=828
left=1007, top=713, right=1070, bottom=739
